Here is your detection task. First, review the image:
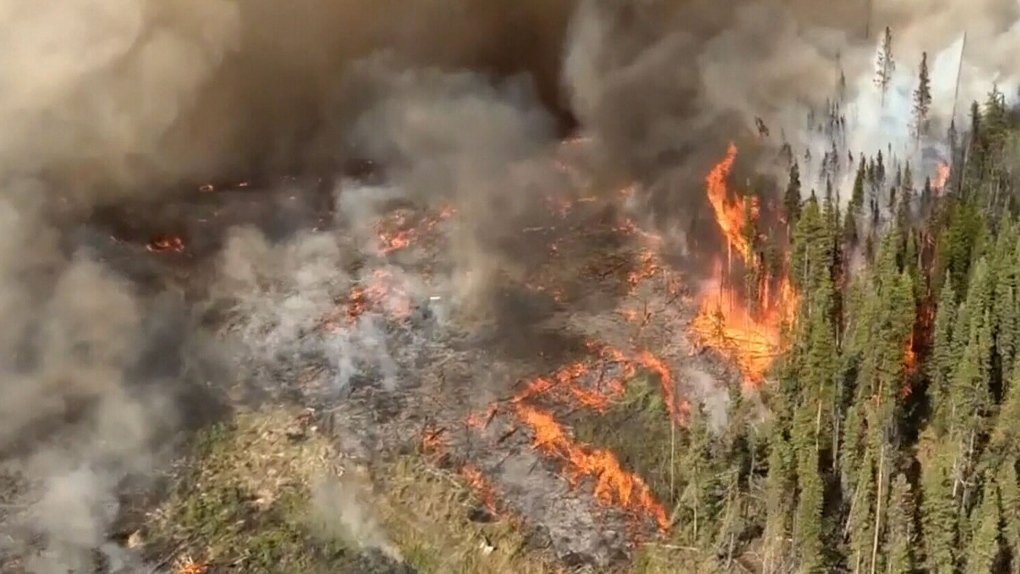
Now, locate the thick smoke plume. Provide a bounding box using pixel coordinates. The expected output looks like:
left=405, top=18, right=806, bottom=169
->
left=565, top=0, right=1020, bottom=210
left=0, top=2, right=574, bottom=571
left=2, top=0, right=1018, bottom=571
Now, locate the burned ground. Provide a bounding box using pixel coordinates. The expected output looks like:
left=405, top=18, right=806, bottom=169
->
left=0, top=150, right=752, bottom=574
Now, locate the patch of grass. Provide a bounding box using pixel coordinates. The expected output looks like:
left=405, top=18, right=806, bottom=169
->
left=629, top=543, right=724, bottom=574
left=372, top=454, right=559, bottom=574
left=146, top=408, right=367, bottom=573
left=143, top=402, right=726, bottom=574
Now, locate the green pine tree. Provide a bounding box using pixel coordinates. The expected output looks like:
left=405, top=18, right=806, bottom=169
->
left=964, top=480, right=1001, bottom=574
left=884, top=473, right=916, bottom=574
left=921, top=439, right=958, bottom=574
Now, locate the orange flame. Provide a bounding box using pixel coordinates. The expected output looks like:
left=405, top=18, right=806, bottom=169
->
left=494, top=344, right=678, bottom=531
left=903, top=334, right=917, bottom=376
left=513, top=403, right=669, bottom=531
left=934, top=162, right=950, bottom=194
left=627, top=251, right=661, bottom=287
left=705, top=143, right=756, bottom=264
left=174, top=558, right=208, bottom=574
left=691, top=144, right=798, bottom=385
left=901, top=333, right=917, bottom=398
left=376, top=206, right=454, bottom=254
left=322, top=269, right=413, bottom=330
left=461, top=465, right=501, bottom=514
left=147, top=234, right=185, bottom=253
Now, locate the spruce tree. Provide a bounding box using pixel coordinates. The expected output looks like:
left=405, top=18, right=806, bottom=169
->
left=846, top=156, right=867, bottom=250
left=929, top=275, right=958, bottom=432
left=785, top=161, right=803, bottom=231
left=884, top=473, right=916, bottom=574
left=874, top=27, right=896, bottom=106
left=964, top=480, right=1001, bottom=574
left=998, top=462, right=1020, bottom=570
left=794, top=438, right=826, bottom=573
left=764, top=433, right=796, bottom=572
left=921, top=439, right=958, bottom=574
left=912, top=52, right=933, bottom=142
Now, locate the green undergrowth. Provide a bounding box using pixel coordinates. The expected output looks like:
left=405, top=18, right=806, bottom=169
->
left=146, top=409, right=364, bottom=573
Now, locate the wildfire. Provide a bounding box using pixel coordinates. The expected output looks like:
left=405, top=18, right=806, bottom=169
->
left=198, top=182, right=249, bottom=193
left=322, top=269, right=413, bottom=330
left=461, top=465, right=500, bottom=514
left=173, top=557, right=207, bottom=574
left=903, top=334, right=917, bottom=376
left=418, top=426, right=503, bottom=516
left=705, top=143, right=756, bottom=264
left=490, top=344, right=680, bottom=531
left=934, top=162, right=950, bottom=193
left=901, top=334, right=917, bottom=398
left=147, top=234, right=185, bottom=253
left=690, top=144, right=798, bottom=385
left=627, top=250, right=661, bottom=287
left=513, top=403, right=669, bottom=531
left=375, top=206, right=454, bottom=254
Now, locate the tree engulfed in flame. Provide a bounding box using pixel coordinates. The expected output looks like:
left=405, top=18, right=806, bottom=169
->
left=690, top=144, right=798, bottom=386
left=705, top=143, right=756, bottom=264
left=934, top=162, right=950, bottom=194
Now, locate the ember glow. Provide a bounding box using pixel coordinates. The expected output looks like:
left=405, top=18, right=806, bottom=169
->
left=322, top=269, right=413, bottom=330
left=174, top=557, right=208, bottom=574
left=418, top=426, right=503, bottom=516
left=690, top=144, right=798, bottom=385
left=375, top=206, right=454, bottom=254
left=627, top=250, right=661, bottom=287
left=146, top=234, right=185, bottom=253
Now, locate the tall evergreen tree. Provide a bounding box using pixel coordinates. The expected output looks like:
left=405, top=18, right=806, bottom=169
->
left=884, top=473, right=916, bottom=574
left=874, top=27, right=896, bottom=106
left=912, top=52, right=933, bottom=142
left=929, top=275, right=959, bottom=432
left=964, top=480, right=1001, bottom=574
left=785, top=161, right=803, bottom=232
left=921, top=439, right=958, bottom=574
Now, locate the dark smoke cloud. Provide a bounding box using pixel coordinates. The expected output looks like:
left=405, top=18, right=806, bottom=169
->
left=0, top=2, right=577, bottom=570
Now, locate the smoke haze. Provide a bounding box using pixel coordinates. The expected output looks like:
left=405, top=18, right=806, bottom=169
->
left=1, top=0, right=1019, bottom=571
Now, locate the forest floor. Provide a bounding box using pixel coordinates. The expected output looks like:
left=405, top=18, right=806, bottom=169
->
left=3, top=174, right=749, bottom=573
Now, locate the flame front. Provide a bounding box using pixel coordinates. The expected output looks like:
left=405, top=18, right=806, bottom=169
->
left=705, top=143, right=755, bottom=264
left=512, top=402, right=670, bottom=531
left=691, top=144, right=798, bottom=385
left=322, top=269, right=413, bottom=330
left=461, top=465, right=500, bottom=514
left=467, top=344, right=678, bottom=532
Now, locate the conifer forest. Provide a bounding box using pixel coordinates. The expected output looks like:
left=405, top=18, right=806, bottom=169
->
left=660, top=47, right=1020, bottom=574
